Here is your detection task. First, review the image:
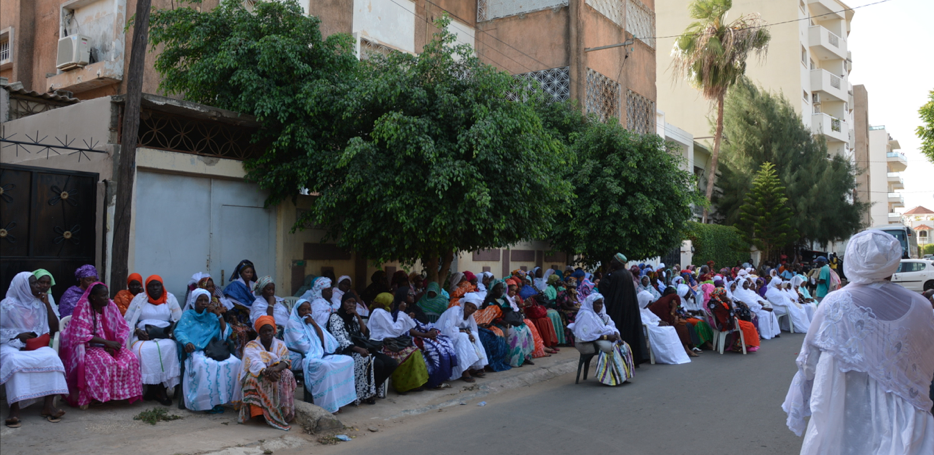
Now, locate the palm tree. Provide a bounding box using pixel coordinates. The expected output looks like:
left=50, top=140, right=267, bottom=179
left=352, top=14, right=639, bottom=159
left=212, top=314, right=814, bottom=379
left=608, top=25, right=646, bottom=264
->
left=671, top=0, right=770, bottom=223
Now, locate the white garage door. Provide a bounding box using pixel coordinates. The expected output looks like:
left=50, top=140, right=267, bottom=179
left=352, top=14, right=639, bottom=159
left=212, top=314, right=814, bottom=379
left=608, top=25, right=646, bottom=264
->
left=134, top=171, right=275, bottom=301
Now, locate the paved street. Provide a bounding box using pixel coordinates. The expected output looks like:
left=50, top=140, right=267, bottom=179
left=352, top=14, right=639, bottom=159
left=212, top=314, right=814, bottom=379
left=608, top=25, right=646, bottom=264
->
left=293, top=333, right=807, bottom=455
left=0, top=332, right=807, bottom=455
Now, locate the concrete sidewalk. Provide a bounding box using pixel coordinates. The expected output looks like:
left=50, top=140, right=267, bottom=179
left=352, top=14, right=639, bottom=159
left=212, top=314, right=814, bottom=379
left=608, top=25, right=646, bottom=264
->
left=0, top=349, right=580, bottom=455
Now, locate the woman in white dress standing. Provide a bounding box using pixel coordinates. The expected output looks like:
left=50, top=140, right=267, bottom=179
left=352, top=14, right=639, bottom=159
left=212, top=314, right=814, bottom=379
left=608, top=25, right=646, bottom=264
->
left=124, top=275, right=182, bottom=405
left=1, top=272, right=68, bottom=427
left=783, top=230, right=934, bottom=454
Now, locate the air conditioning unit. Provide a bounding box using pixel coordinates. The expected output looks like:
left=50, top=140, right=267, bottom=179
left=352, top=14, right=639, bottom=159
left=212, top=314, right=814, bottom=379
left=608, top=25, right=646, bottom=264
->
left=56, top=35, right=90, bottom=70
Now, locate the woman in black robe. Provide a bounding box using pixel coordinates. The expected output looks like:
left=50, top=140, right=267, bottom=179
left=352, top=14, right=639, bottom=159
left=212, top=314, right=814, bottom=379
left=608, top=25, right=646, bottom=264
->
left=598, top=253, right=648, bottom=366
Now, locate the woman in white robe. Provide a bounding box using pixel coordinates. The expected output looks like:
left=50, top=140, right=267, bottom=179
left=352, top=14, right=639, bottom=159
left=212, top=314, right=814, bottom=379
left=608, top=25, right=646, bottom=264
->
left=783, top=230, right=934, bottom=454
left=787, top=277, right=818, bottom=320
left=567, top=293, right=635, bottom=386
left=1, top=272, right=68, bottom=427
left=434, top=293, right=489, bottom=382
left=250, top=276, right=290, bottom=330
left=305, top=277, right=335, bottom=328
left=124, top=275, right=182, bottom=405
left=284, top=300, right=356, bottom=413
left=734, top=277, right=780, bottom=340
left=175, top=289, right=242, bottom=412
left=765, top=279, right=809, bottom=333
left=637, top=291, right=690, bottom=365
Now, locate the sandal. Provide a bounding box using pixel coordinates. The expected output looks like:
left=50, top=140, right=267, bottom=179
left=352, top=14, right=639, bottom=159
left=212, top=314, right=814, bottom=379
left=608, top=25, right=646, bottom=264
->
left=460, top=376, right=476, bottom=383
left=434, top=383, right=452, bottom=389
left=4, top=417, right=21, bottom=428
left=41, top=410, right=66, bottom=423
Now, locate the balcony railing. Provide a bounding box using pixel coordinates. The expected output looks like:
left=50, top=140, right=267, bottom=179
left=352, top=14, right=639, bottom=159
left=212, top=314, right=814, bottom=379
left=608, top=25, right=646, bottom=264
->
left=887, top=152, right=906, bottom=160
left=827, top=31, right=840, bottom=47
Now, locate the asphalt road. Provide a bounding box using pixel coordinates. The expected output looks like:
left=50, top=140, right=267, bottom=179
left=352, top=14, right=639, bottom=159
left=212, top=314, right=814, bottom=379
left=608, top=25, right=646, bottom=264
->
left=310, top=332, right=807, bottom=455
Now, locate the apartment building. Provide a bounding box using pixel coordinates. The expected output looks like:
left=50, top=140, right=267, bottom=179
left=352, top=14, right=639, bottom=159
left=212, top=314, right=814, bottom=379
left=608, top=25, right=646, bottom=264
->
left=1, top=0, right=660, bottom=295
left=865, top=125, right=907, bottom=227
left=655, top=0, right=856, bottom=161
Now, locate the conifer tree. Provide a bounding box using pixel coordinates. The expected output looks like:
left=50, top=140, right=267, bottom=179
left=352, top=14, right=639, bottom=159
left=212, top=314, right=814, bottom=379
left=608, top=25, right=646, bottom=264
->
left=739, top=162, right=795, bottom=262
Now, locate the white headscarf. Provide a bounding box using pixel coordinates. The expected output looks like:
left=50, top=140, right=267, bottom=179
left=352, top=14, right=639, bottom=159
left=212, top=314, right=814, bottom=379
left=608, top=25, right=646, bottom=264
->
left=636, top=290, right=653, bottom=309
left=448, top=272, right=465, bottom=294
left=0, top=272, right=52, bottom=350
left=284, top=299, right=339, bottom=359
left=185, top=288, right=212, bottom=312
left=843, top=230, right=902, bottom=284
left=307, top=277, right=334, bottom=327
left=567, top=292, right=618, bottom=342
left=331, top=275, right=351, bottom=308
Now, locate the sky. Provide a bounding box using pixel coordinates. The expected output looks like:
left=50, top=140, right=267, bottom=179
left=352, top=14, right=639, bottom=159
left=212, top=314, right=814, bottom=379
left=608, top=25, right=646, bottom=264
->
left=846, top=0, right=934, bottom=213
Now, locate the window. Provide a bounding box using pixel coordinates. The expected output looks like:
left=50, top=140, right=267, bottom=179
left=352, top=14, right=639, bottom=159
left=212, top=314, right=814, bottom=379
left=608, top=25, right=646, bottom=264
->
left=920, top=231, right=928, bottom=239
left=898, top=262, right=926, bottom=273
left=800, top=0, right=806, bottom=13
left=0, top=27, right=12, bottom=68
left=801, top=46, right=807, bottom=65
left=803, top=90, right=809, bottom=102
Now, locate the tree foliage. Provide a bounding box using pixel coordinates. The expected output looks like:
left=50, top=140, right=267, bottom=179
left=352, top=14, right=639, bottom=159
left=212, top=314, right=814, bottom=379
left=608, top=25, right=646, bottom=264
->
left=684, top=221, right=749, bottom=268
left=670, top=0, right=770, bottom=221
left=738, top=162, right=795, bottom=262
left=917, top=89, right=934, bottom=164
left=548, top=118, right=701, bottom=269
left=715, top=78, right=866, bottom=246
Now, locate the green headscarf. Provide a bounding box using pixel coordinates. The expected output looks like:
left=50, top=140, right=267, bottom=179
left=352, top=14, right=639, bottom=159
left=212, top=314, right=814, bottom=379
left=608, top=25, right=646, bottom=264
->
left=418, top=282, right=448, bottom=315
left=33, top=269, right=56, bottom=286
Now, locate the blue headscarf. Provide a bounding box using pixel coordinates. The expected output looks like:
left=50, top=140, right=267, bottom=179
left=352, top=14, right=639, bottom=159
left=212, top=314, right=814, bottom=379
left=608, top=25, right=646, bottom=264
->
left=174, top=289, right=221, bottom=359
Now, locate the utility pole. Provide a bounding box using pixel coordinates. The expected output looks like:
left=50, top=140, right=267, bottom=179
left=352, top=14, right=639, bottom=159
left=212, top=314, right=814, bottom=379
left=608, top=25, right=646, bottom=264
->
left=111, top=0, right=152, bottom=293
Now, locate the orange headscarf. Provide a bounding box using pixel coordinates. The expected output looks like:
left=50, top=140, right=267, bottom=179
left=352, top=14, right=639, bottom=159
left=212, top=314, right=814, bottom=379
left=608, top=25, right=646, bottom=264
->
left=254, top=315, right=276, bottom=333
left=145, top=275, right=167, bottom=305
left=127, top=273, right=142, bottom=287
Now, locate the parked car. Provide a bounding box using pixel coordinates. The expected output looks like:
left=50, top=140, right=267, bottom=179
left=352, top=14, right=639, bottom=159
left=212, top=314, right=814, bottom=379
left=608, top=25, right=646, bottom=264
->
left=891, top=259, right=934, bottom=292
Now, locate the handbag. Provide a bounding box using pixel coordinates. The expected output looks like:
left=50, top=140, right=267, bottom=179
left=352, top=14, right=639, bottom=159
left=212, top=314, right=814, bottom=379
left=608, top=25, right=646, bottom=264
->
left=203, top=337, right=233, bottom=361
left=145, top=322, right=176, bottom=340
left=382, top=335, right=413, bottom=353
left=24, top=333, right=51, bottom=351
left=351, top=333, right=383, bottom=353
left=500, top=308, right=525, bottom=327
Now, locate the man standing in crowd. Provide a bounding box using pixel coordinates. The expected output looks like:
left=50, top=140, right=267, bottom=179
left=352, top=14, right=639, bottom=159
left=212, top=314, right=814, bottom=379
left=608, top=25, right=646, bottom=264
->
left=814, top=257, right=831, bottom=303
left=598, top=253, right=648, bottom=366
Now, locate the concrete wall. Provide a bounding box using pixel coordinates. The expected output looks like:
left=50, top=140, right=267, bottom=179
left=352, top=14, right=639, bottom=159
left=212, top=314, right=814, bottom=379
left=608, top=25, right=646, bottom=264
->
left=852, top=84, right=870, bottom=227
left=867, top=128, right=890, bottom=226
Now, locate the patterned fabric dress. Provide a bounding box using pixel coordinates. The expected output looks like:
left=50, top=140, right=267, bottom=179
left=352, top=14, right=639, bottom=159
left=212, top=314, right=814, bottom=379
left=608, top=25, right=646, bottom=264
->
left=175, top=301, right=242, bottom=411
left=383, top=344, right=428, bottom=393
left=327, top=313, right=381, bottom=401
left=594, top=341, right=636, bottom=386
left=283, top=305, right=356, bottom=413
left=413, top=320, right=457, bottom=389
left=238, top=338, right=296, bottom=431
left=523, top=319, right=548, bottom=358
left=546, top=309, right=566, bottom=345
left=59, top=284, right=142, bottom=407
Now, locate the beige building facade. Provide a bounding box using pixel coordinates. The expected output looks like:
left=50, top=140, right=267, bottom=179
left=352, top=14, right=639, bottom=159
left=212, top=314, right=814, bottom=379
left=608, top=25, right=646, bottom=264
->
left=866, top=125, right=907, bottom=227
left=656, top=0, right=855, bottom=161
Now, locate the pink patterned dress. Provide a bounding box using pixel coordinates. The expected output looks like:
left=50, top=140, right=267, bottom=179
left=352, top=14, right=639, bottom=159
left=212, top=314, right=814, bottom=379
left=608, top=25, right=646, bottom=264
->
left=59, top=284, right=143, bottom=407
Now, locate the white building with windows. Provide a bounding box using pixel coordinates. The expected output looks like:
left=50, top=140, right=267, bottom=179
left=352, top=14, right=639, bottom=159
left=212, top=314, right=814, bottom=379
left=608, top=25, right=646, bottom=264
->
left=867, top=125, right=907, bottom=227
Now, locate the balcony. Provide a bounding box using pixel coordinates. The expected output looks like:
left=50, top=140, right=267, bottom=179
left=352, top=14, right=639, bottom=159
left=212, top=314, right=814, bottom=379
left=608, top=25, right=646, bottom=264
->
left=888, top=193, right=905, bottom=209
left=888, top=172, right=904, bottom=190
left=810, top=69, right=847, bottom=102
left=808, top=0, right=846, bottom=20
left=888, top=213, right=902, bottom=224
left=809, top=25, right=847, bottom=61
left=811, top=113, right=848, bottom=143
left=887, top=152, right=907, bottom=172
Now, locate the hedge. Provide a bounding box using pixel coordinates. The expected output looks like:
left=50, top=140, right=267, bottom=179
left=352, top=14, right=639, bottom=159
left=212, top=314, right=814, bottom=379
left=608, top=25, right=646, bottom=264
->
left=924, top=243, right=934, bottom=255
left=684, top=221, right=751, bottom=268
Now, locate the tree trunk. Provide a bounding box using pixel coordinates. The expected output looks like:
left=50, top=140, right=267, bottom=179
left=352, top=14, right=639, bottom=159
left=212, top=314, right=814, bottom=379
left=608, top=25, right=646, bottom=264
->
left=110, top=0, right=151, bottom=294
left=423, top=255, right=440, bottom=285
left=701, top=93, right=726, bottom=224
left=437, top=250, right=454, bottom=291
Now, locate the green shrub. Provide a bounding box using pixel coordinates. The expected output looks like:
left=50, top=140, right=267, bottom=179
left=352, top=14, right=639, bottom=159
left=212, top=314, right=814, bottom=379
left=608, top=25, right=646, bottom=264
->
left=924, top=243, right=934, bottom=255
left=685, top=221, right=750, bottom=268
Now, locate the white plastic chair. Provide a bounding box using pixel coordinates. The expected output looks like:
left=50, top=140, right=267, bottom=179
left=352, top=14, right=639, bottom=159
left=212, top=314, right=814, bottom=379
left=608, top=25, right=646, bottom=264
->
left=642, top=324, right=656, bottom=365
left=282, top=296, right=300, bottom=312
left=52, top=316, right=71, bottom=353
left=702, top=306, right=746, bottom=355
left=776, top=313, right=794, bottom=334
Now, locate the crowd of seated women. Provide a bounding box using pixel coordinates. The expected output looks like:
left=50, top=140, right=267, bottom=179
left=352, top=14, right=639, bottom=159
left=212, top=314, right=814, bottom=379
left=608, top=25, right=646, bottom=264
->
left=1, top=258, right=812, bottom=430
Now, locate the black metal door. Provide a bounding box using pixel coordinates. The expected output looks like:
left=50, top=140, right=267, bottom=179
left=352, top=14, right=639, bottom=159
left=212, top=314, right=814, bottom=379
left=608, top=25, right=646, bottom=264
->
left=661, top=246, right=681, bottom=268
left=0, top=163, right=98, bottom=303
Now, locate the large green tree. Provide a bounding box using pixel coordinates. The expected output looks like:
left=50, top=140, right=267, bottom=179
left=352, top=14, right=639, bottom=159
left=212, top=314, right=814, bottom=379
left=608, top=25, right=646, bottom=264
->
left=738, top=162, right=795, bottom=263
left=548, top=118, right=700, bottom=269
left=715, top=79, right=866, bottom=246
left=671, top=0, right=770, bottom=223
left=917, top=89, right=934, bottom=164
left=257, top=16, right=573, bottom=284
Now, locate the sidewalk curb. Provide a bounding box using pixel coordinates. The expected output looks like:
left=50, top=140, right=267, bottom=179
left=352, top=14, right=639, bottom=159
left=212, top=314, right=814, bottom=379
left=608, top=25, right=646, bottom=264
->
left=386, top=356, right=579, bottom=419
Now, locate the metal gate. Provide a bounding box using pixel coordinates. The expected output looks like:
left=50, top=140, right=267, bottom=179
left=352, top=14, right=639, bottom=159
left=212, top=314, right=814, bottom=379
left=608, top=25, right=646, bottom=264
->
left=661, top=246, right=681, bottom=268
left=0, top=163, right=99, bottom=302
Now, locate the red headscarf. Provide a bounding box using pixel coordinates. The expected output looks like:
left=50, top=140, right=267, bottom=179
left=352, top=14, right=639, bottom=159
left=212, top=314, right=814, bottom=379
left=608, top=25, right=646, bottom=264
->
left=254, top=315, right=276, bottom=333
left=463, top=271, right=477, bottom=282
left=127, top=273, right=142, bottom=287
left=145, top=275, right=167, bottom=305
